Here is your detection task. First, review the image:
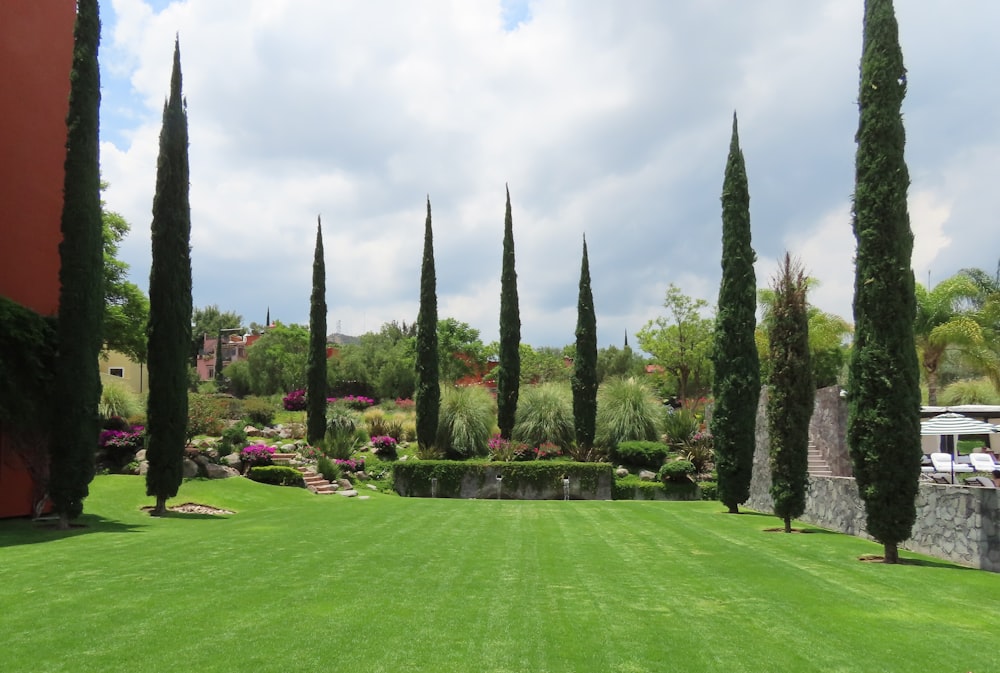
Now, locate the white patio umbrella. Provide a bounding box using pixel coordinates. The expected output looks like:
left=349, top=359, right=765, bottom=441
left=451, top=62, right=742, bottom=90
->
left=920, top=412, right=999, bottom=481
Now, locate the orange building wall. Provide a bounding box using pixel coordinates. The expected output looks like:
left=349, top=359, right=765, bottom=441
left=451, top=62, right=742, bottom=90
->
left=0, top=0, right=76, bottom=518
left=0, top=0, right=76, bottom=317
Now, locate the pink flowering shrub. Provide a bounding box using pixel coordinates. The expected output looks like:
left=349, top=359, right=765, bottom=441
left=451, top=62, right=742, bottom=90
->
left=240, top=444, right=275, bottom=468
left=370, top=435, right=398, bottom=459
left=487, top=434, right=529, bottom=462
left=283, top=389, right=307, bottom=411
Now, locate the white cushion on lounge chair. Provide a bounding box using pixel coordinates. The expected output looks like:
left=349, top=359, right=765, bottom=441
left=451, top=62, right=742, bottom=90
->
left=970, top=452, right=1000, bottom=472
left=931, top=452, right=974, bottom=473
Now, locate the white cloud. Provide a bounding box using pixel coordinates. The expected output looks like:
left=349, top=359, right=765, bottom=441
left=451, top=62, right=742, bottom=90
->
left=98, top=0, right=1000, bottom=347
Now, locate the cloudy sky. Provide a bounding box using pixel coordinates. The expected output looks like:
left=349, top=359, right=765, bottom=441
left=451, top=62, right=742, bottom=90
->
left=98, top=0, right=1000, bottom=349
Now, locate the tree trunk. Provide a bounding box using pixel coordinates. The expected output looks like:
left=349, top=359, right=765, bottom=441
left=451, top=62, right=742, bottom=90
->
left=784, top=516, right=792, bottom=533
left=57, top=511, right=70, bottom=530
left=150, top=495, right=168, bottom=517
left=727, top=504, right=739, bottom=514
left=926, top=367, right=939, bottom=406
left=883, top=542, right=899, bottom=564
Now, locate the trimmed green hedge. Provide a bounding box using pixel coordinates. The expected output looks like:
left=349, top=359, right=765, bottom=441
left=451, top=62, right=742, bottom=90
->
left=612, top=473, right=700, bottom=501
left=658, top=460, right=695, bottom=483
left=612, top=440, right=670, bottom=470
left=392, top=460, right=612, bottom=499
left=247, top=466, right=305, bottom=487
left=0, top=296, right=57, bottom=431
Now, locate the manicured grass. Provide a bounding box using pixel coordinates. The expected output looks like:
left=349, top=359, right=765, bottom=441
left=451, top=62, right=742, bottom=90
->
left=3, top=476, right=1000, bottom=673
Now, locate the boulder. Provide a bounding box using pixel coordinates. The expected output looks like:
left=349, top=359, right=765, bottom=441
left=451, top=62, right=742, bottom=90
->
left=335, top=489, right=358, bottom=497
left=262, top=427, right=280, bottom=439
left=366, top=484, right=378, bottom=491
left=182, top=458, right=199, bottom=478
left=337, top=478, right=353, bottom=489
left=222, top=453, right=241, bottom=467
left=615, top=466, right=629, bottom=478
left=135, top=449, right=147, bottom=461
left=139, top=460, right=149, bottom=476
left=204, top=463, right=240, bottom=479
left=639, top=470, right=657, bottom=481
left=244, top=425, right=261, bottom=436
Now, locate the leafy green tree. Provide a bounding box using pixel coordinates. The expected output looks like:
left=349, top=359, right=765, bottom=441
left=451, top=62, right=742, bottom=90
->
left=711, top=112, right=760, bottom=514
left=246, top=322, right=309, bottom=396
left=329, top=321, right=416, bottom=400
left=497, top=185, right=521, bottom=439
left=50, top=0, right=102, bottom=528
left=438, top=317, right=485, bottom=383
left=145, top=38, right=193, bottom=517
left=847, top=0, right=921, bottom=564
left=636, top=285, right=714, bottom=404
left=757, top=285, right=852, bottom=388
left=307, top=217, right=327, bottom=444
left=521, top=345, right=571, bottom=384
left=914, top=275, right=988, bottom=405
left=101, top=194, right=149, bottom=363
left=766, top=254, right=813, bottom=533
left=596, top=344, right=646, bottom=382
left=416, top=197, right=440, bottom=452
left=572, top=235, right=598, bottom=451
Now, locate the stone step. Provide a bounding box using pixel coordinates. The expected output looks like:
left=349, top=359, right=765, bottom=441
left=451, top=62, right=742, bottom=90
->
left=271, top=452, right=297, bottom=465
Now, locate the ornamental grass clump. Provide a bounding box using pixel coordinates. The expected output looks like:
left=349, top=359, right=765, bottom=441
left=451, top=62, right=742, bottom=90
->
left=99, top=381, right=140, bottom=421
left=595, top=377, right=662, bottom=451
left=324, top=406, right=366, bottom=459
left=512, top=382, right=575, bottom=451
left=437, top=385, right=495, bottom=459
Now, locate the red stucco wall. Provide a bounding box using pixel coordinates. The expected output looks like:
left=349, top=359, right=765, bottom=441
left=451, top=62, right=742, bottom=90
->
left=0, top=0, right=76, bottom=317
left=0, top=0, right=76, bottom=518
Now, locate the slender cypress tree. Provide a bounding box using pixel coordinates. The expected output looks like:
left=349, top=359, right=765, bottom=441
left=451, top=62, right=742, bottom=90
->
left=145, top=39, right=192, bottom=517
left=307, top=216, right=327, bottom=445
left=50, top=0, right=102, bottom=528
left=214, top=329, right=224, bottom=383
left=497, top=185, right=521, bottom=440
left=767, top=254, right=813, bottom=533
left=415, top=197, right=440, bottom=454
left=710, top=113, right=760, bottom=514
left=847, top=0, right=921, bottom=564
left=572, top=235, right=598, bottom=452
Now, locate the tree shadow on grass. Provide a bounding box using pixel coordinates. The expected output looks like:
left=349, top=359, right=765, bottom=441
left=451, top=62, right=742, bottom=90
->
left=0, top=514, right=146, bottom=548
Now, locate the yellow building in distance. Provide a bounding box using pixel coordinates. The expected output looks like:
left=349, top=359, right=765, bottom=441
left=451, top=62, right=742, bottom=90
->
left=99, top=350, right=146, bottom=395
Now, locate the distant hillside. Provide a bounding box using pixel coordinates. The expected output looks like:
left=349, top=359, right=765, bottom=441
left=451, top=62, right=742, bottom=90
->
left=327, top=332, right=360, bottom=345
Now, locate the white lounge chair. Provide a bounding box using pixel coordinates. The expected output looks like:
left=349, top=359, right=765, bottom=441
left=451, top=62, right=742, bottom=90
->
left=931, top=452, right=974, bottom=474
left=969, top=452, right=1000, bottom=473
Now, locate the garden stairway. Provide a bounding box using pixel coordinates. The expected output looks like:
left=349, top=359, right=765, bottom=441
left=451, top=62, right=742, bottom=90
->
left=271, top=453, right=336, bottom=494
left=807, top=442, right=833, bottom=477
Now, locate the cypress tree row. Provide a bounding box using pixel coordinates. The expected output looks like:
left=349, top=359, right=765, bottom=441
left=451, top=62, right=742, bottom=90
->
left=50, top=0, right=103, bottom=528
left=306, top=216, right=327, bottom=445
left=145, top=39, right=193, bottom=517
left=847, top=0, right=921, bottom=564
left=766, top=254, right=813, bottom=533
left=572, top=235, right=598, bottom=452
left=415, top=197, right=440, bottom=454
left=497, top=185, right=521, bottom=440
left=710, top=113, right=760, bottom=514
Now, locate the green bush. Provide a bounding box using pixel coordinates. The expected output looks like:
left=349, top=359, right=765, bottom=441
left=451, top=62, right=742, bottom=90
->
left=187, top=393, right=227, bottom=439
left=99, top=381, right=140, bottom=420
left=392, top=460, right=611, bottom=498
left=595, top=377, right=662, bottom=450
left=658, top=460, right=695, bottom=483
left=218, top=424, right=247, bottom=458
left=699, top=481, right=718, bottom=501
left=512, top=382, right=575, bottom=450
left=222, top=359, right=252, bottom=398
left=436, top=386, right=496, bottom=459
left=316, top=455, right=342, bottom=482
left=242, top=396, right=276, bottom=426
left=612, top=440, right=670, bottom=470
left=247, top=465, right=304, bottom=487
left=324, top=406, right=366, bottom=459
left=612, top=474, right=666, bottom=500
left=662, top=409, right=699, bottom=449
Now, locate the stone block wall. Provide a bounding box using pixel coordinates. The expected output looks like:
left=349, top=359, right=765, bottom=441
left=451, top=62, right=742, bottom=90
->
left=748, top=388, right=1000, bottom=571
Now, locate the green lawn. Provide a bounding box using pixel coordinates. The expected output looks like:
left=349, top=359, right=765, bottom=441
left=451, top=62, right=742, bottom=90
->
left=2, top=476, right=999, bottom=673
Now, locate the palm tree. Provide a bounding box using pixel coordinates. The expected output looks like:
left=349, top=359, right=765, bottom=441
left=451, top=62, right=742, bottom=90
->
left=914, top=275, right=987, bottom=405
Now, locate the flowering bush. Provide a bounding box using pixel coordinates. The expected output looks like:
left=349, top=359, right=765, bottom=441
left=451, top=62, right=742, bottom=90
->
left=99, top=425, right=145, bottom=465
left=370, top=435, right=398, bottom=459
left=187, top=393, right=227, bottom=439
left=240, top=444, right=275, bottom=468
left=283, top=389, right=307, bottom=411
left=532, top=442, right=562, bottom=460
left=682, top=430, right=714, bottom=473
left=328, top=395, right=375, bottom=410
left=335, top=458, right=365, bottom=472
left=394, top=398, right=415, bottom=410
left=487, top=434, right=528, bottom=462
left=298, top=445, right=323, bottom=461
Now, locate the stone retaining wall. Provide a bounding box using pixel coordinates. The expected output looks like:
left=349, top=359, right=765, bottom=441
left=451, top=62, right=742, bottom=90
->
left=749, top=388, right=1000, bottom=571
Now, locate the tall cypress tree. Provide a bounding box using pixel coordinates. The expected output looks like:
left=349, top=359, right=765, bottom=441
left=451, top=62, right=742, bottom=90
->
left=307, top=216, right=327, bottom=445
left=572, top=235, right=598, bottom=452
left=710, top=112, right=760, bottom=514
left=847, top=0, right=921, bottom=564
left=497, top=185, right=521, bottom=440
left=145, top=39, right=192, bottom=517
left=415, top=197, right=440, bottom=454
left=50, top=0, right=102, bottom=528
left=767, top=254, right=813, bottom=533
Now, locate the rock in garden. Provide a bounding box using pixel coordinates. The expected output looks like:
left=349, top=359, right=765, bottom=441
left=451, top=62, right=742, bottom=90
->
left=204, top=463, right=239, bottom=479
left=335, top=489, right=358, bottom=497
left=139, top=460, right=149, bottom=475
left=337, top=479, right=353, bottom=489
left=222, top=453, right=240, bottom=467
left=366, top=484, right=378, bottom=491
left=244, top=425, right=261, bottom=436
left=639, top=470, right=657, bottom=481
left=615, top=467, right=629, bottom=478
left=135, top=449, right=146, bottom=461
left=262, top=427, right=280, bottom=439
left=182, top=458, right=199, bottom=478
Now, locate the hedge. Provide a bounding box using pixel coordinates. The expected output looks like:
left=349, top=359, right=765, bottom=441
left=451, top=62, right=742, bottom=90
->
left=392, top=460, right=612, bottom=499
left=247, top=466, right=305, bottom=487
